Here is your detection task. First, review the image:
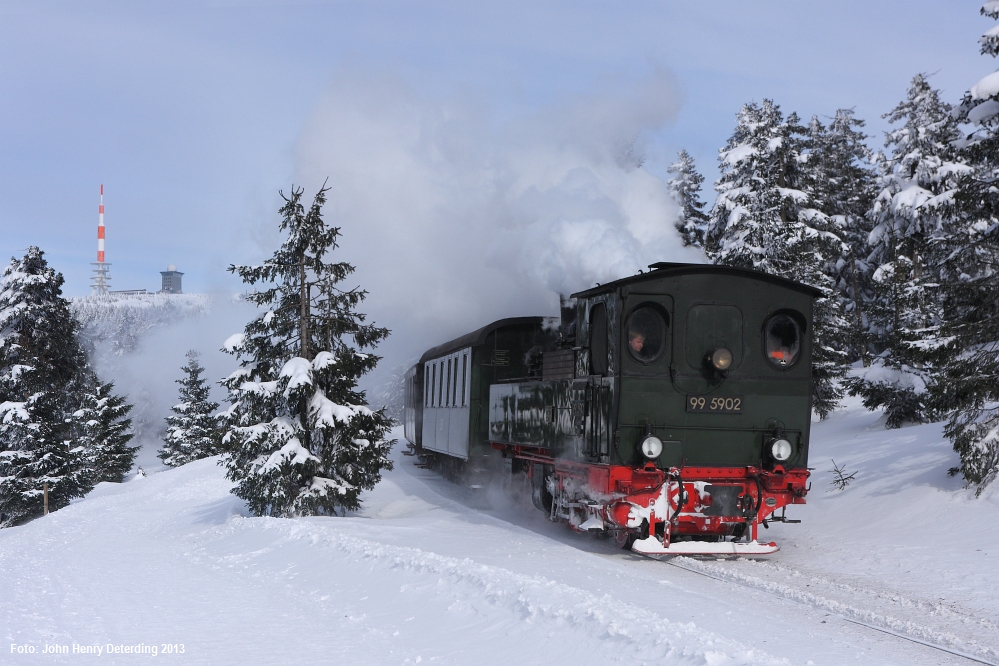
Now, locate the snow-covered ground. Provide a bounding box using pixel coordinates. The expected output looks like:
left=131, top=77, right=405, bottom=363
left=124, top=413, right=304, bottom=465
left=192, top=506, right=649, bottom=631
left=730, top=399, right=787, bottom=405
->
left=2, top=396, right=997, bottom=665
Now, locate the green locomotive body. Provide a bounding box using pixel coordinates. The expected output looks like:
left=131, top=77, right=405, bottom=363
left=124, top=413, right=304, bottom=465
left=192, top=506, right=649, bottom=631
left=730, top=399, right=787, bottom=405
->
left=404, top=262, right=817, bottom=555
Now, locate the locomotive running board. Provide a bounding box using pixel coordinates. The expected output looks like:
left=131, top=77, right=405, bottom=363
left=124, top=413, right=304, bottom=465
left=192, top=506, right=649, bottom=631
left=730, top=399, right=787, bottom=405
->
left=631, top=537, right=780, bottom=556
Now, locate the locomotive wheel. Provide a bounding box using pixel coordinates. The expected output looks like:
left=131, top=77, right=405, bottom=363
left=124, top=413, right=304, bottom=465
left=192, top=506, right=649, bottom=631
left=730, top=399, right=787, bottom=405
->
left=531, top=463, right=554, bottom=514
left=613, top=530, right=636, bottom=550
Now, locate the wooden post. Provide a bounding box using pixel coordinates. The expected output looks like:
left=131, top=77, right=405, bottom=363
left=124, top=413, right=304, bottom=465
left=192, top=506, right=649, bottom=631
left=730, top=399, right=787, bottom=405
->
left=43, top=482, right=49, bottom=516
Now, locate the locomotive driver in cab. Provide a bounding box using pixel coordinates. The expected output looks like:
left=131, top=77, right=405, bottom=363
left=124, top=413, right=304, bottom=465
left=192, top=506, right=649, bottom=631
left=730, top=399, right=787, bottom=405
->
left=629, top=330, right=645, bottom=354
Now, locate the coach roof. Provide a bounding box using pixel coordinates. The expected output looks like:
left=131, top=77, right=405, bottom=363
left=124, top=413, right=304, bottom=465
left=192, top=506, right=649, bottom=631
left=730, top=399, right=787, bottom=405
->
left=419, top=316, right=549, bottom=364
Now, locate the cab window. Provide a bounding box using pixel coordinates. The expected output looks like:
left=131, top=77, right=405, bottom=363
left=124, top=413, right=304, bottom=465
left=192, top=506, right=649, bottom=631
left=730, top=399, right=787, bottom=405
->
left=626, top=305, right=668, bottom=364
left=764, top=314, right=801, bottom=368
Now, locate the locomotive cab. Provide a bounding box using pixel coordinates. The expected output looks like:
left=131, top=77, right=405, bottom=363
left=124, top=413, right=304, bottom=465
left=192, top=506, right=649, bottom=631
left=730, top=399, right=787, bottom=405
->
left=487, top=263, right=817, bottom=555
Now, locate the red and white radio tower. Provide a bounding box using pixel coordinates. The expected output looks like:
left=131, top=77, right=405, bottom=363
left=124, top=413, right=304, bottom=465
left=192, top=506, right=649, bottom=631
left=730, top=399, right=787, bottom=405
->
left=90, top=184, right=111, bottom=295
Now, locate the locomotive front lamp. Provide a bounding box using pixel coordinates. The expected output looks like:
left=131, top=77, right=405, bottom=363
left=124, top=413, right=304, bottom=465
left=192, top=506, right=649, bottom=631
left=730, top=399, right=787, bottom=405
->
left=641, top=435, right=664, bottom=459
left=710, top=347, right=733, bottom=371
left=770, top=438, right=793, bottom=462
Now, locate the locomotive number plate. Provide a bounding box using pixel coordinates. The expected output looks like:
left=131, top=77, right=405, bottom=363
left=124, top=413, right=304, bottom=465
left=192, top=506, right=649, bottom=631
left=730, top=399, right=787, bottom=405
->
left=686, top=395, right=743, bottom=413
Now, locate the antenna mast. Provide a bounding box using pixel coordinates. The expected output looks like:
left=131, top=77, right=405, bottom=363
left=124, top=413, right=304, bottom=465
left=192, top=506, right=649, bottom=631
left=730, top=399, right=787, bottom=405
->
left=90, top=184, right=111, bottom=295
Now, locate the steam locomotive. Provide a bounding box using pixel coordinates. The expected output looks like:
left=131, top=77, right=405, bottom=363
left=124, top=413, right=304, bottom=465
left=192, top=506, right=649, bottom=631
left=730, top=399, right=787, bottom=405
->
left=403, top=262, right=815, bottom=555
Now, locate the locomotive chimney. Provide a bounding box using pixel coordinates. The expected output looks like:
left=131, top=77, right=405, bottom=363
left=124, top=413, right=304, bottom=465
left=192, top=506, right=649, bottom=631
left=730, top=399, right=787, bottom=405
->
left=559, top=294, right=577, bottom=341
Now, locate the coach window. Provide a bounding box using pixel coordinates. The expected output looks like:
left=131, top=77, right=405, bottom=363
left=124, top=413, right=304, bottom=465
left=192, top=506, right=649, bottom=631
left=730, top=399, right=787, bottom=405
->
left=626, top=305, right=668, bottom=364
left=429, top=364, right=436, bottom=407
left=461, top=354, right=468, bottom=406
left=764, top=314, right=802, bottom=368
left=438, top=361, right=445, bottom=406
left=446, top=358, right=452, bottom=406
left=452, top=357, right=459, bottom=406
left=590, top=302, right=608, bottom=375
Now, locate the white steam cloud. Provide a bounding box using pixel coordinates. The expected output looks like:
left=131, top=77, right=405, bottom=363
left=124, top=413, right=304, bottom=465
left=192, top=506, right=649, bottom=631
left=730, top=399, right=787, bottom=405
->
left=86, top=66, right=704, bottom=461
left=295, top=66, right=704, bottom=367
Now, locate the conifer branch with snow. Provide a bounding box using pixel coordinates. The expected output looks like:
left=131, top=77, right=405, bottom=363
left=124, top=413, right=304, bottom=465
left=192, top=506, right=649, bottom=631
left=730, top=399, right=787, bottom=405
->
left=73, top=379, right=137, bottom=485
left=933, top=2, right=999, bottom=491
left=667, top=149, right=710, bottom=249
left=846, top=75, right=971, bottom=429
left=804, top=110, right=877, bottom=365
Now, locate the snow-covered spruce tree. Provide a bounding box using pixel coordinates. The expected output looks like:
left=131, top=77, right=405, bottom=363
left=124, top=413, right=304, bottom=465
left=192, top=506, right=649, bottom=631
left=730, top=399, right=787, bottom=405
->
left=804, top=110, right=878, bottom=363
left=844, top=74, right=971, bottom=428
left=159, top=350, right=222, bottom=467
left=221, top=185, right=394, bottom=517
left=707, top=100, right=851, bottom=418
left=73, top=378, right=137, bottom=484
left=934, top=1, right=999, bottom=490
left=667, top=149, right=710, bottom=249
left=0, top=247, right=91, bottom=526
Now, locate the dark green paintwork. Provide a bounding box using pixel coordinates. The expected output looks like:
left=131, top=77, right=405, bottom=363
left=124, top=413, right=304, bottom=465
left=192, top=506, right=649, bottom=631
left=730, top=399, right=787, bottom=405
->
left=465, top=322, right=558, bottom=459
left=485, top=266, right=815, bottom=473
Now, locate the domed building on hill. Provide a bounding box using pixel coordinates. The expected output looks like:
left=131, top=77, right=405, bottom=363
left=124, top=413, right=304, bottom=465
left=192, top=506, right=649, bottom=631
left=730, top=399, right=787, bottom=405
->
left=159, top=265, right=183, bottom=294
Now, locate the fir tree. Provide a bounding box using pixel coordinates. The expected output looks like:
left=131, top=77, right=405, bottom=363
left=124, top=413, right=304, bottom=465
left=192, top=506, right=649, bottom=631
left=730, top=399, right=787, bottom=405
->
left=708, top=100, right=850, bottom=418
left=74, top=379, right=137, bottom=484
left=159, top=350, right=222, bottom=467
left=0, top=247, right=90, bottom=526
left=845, top=75, right=971, bottom=428
left=804, top=110, right=877, bottom=362
left=935, top=1, right=999, bottom=490
left=221, top=184, right=394, bottom=517
left=667, top=149, right=710, bottom=249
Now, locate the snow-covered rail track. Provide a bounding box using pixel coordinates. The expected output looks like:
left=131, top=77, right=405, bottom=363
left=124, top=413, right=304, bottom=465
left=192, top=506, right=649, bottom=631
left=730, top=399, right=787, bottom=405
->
left=650, top=554, right=999, bottom=666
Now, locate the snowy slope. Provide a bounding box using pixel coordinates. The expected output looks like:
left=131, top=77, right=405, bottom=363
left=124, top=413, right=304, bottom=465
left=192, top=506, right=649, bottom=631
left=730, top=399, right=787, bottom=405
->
left=2, top=400, right=997, bottom=665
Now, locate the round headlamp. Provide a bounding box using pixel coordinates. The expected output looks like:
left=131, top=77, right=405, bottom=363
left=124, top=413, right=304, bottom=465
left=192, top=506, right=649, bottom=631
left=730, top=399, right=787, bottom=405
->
left=710, top=347, right=733, bottom=371
left=641, top=436, right=664, bottom=459
left=770, top=438, right=793, bottom=462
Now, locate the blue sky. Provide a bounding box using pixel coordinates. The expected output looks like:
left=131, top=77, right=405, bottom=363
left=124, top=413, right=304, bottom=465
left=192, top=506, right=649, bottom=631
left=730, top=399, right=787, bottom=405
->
left=1, top=1, right=995, bottom=363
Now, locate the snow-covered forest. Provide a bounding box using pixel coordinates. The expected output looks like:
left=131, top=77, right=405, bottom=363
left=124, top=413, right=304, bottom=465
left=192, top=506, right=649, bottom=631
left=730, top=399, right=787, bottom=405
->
left=72, top=292, right=210, bottom=358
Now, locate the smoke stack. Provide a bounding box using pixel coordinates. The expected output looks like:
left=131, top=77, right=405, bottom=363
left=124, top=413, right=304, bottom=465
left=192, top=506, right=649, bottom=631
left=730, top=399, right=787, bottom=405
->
left=559, top=294, right=577, bottom=341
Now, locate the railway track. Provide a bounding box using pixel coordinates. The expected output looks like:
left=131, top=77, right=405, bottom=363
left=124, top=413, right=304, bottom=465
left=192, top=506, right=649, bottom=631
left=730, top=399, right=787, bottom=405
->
left=649, top=553, right=999, bottom=666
